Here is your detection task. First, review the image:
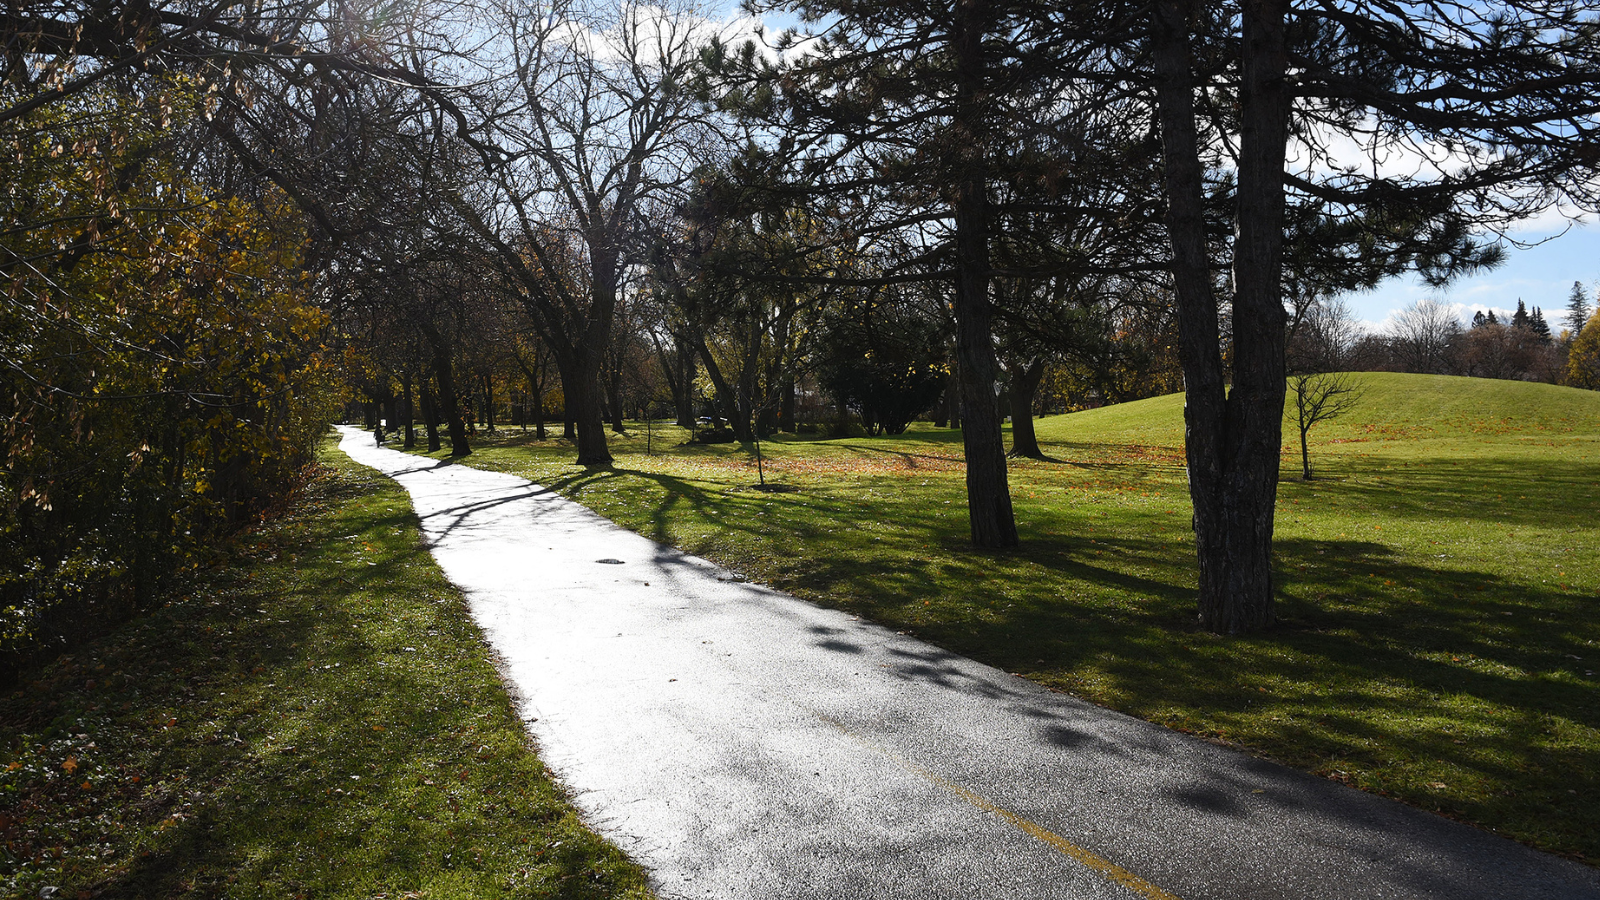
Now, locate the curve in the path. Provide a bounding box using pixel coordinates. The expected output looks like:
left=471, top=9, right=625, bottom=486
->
left=337, top=426, right=1599, bottom=900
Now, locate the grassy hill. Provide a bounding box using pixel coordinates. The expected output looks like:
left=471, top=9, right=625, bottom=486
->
left=400, top=373, right=1600, bottom=863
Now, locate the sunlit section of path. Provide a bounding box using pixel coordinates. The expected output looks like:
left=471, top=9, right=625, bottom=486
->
left=336, top=426, right=1599, bottom=900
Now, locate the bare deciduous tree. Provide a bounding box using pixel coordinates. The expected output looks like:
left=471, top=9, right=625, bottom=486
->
left=445, top=0, right=721, bottom=465
left=1387, top=299, right=1463, bottom=375
left=1290, top=372, right=1363, bottom=480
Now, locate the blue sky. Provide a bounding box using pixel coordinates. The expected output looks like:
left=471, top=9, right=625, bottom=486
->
left=1351, top=221, right=1600, bottom=334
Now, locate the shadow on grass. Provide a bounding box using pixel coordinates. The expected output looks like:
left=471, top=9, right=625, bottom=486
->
left=1, top=462, right=646, bottom=899
left=544, top=464, right=862, bottom=550
left=1285, top=454, right=1600, bottom=531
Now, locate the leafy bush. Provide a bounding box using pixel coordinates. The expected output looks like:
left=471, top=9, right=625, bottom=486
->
left=1, top=80, right=335, bottom=675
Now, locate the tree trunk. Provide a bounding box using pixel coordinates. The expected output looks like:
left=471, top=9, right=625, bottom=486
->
left=1300, top=422, right=1312, bottom=480
left=676, top=338, right=698, bottom=427
left=554, top=338, right=613, bottom=465
left=482, top=374, right=497, bottom=434
left=402, top=376, right=416, bottom=450
left=951, top=5, right=1017, bottom=549
left=779, top=377, right=796, bottom=432
left=382, top=394, right=399, bottom=444
left=1007, top=360, right=1047, bottom=459
left=420, top=382, right=442, bottom=453
left=650, top=330, right=695, bottom=428
left=431, top=350, right=470, bottom=457
left=567, top=369, right=611, bottom=465
left=513, top=340, right=550, bottom=442
left=693, top=335, right=745, bottom=438
left=605, top=369, right=626, bottom=433
left=1153, top=0, right=1288, bottom=633
left=734, top=320, right=761, bottom=443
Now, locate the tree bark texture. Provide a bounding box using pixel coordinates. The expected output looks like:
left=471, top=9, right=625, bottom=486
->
left=779, top=378, right=796, bottom=433
left=433, top=354, right=470, bottom=457
left=951, top=0, right=1019, bottom=548
left=554, top=344, right=612, bottom=465
left=1153, top=0, right=1288, bottom=633
left=566, top=369, right=611, bottom=465
left=1007, top=360, right=1047, bottom=459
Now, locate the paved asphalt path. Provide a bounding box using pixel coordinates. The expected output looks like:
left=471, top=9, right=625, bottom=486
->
left=338, top=426, right=1599, bottom=900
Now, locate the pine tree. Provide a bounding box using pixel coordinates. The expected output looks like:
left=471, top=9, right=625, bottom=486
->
left=1511, top=298, right=1531, bottom=330
left=1486, top=309, right=1500, bottom=325
left=1471, top=309, right=1488, bottom=328
left=1567, top=281, right=1592, bottom=340
left=1530, top=306, right=1552, bottom=342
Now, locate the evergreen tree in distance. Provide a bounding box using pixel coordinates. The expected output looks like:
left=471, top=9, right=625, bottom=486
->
left=1512, top=299, right=1531, bottom=330
left=1530, top=307, right=1552, bottom=343
left=1567, top=282, right=1592, bottom=341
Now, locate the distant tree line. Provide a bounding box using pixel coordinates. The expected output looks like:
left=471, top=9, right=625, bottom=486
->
left=1351, top=282, right=1599, bottom=385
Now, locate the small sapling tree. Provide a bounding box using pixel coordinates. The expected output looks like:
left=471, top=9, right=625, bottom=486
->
left=1290, top=372, right=1363, bottom=480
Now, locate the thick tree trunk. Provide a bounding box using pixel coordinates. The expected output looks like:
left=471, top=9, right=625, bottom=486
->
left=951, top=6, right=1017, bottom=549
left=1153, top=0, right=1288, bottom=633
left=567, top=370, right=611, bottom=465
left=554, top=339, right=613, bottom=465
left=1007, top=360, right=1047, bottom=459
left=432, top=352, right=470, bottom=457
left=734, top=321, right=762, bottom=442
left=779, top=378, right=796, bottom=432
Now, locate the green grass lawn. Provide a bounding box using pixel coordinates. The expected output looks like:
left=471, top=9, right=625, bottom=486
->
left=405, top=372, right=1600, bottom=864
left=0, top=438, right=655, bottom=899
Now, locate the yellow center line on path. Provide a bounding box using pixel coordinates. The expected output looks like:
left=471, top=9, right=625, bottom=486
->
left=819, top=715, right=1183, bottom=900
